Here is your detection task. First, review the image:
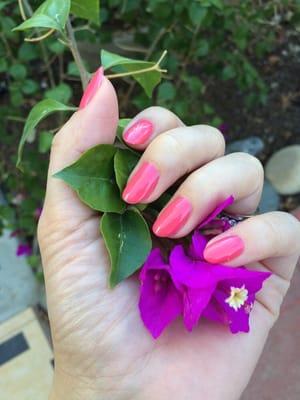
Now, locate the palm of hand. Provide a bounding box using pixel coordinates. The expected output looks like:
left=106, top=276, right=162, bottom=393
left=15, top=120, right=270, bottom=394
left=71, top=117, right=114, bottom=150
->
left=40, top=209, right=276, bottom=400
left=39, top=78, right=295, bottom=400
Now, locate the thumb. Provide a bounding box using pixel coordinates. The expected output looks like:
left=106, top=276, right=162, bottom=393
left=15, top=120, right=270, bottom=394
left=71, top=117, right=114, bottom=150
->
left=43, top=67, right=119, bottom=214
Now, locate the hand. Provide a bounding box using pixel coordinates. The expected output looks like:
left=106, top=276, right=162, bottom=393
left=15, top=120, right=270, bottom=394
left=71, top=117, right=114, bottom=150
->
left=38, top=72, right=300, bottom=400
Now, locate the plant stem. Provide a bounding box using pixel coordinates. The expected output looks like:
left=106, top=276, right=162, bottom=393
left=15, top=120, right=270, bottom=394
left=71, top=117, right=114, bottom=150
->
left=0, top=33, right=16, bottom=61
left=22, top=0, right=56, bottom=88
left=66, top=19, right=90, bottom=89
left=18, top=0, right=27, bottom=20
left=120, top=27, right=171, bottom=110
left=25, top=28, right=55, bottom=42
left=106, top=50, right=168, bottom=79
left=6, top=116, right=26, bottom=122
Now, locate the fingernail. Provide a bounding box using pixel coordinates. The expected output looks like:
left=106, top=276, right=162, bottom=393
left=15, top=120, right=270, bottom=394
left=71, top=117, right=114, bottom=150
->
left=122, top=162, right=159, bottom=203
left=152, top=196, right=192, bottom=237
left=123, top=119, right=153, bottom=145
left=79, top=67, right=104, bottom=109
left=203, top=235, right=245, bottom=264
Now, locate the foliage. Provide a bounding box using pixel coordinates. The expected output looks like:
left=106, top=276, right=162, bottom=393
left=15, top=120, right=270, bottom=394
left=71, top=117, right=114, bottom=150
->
left=0, top=0, right=299, bottom=279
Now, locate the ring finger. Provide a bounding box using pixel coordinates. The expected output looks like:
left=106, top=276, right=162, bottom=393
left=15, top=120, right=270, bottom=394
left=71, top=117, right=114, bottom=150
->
left=152, top=152, right=264, bottom=238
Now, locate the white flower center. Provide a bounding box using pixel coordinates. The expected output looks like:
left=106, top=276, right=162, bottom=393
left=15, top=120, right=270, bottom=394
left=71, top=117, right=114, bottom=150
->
left=225, top=285, right=248, bottom=311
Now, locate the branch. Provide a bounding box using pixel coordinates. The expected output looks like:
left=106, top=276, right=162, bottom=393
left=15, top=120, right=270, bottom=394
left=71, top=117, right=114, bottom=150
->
left=66, top=19, right=90, bottom=89
left=120, top=26, right=171, bottom=110
left=106, top=50, right=168, bottom=79
left=21, top=0, right=56, bottom=88
left=25, top=28, right=55, bottom=42
left=18, top=0, right=27, bottom=21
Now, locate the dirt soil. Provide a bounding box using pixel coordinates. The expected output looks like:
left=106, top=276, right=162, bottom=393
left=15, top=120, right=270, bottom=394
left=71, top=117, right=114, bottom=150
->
left=207, top=36, right=300, bottom=211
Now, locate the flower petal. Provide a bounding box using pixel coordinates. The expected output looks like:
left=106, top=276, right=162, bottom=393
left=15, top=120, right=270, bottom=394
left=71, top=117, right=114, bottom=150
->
left=140, top=248, right=169, bottom=282
left=214, top=290, right=255, bottom=333
left=198, top=195, right=235, bottom=228
left=221, top=270, right=271, bottom=294
left=183, top=286, right=215, bottom=331
left=139, top=269, right=182, bottom=338
left=189, top=231, right=207, bottom=259
left=202, top=297, right=228, bottom=325
left=170, top=245, right=217, bottom=288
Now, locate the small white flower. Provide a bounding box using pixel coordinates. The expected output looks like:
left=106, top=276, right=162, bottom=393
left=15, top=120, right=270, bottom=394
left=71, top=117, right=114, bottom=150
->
left=225, top=285, right=248, bottom=312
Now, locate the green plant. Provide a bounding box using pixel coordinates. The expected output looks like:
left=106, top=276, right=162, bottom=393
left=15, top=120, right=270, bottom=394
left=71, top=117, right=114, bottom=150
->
left=0, top=0, right=299, bottom=278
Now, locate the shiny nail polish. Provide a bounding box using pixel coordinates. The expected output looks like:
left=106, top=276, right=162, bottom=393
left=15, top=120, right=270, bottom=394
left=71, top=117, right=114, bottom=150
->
left=152, top=196, right=192, bottom=237
left=79, top=67, right=104, bottom=109
left=203, top=235, right=245, bottom=264
left=123, top=119, right=154, bottom=145
left=122, top=162, right=159, bottom=204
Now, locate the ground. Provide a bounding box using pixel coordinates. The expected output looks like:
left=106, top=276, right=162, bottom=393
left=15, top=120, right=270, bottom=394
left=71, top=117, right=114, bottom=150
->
left=209, top=34, right=300, bottom=211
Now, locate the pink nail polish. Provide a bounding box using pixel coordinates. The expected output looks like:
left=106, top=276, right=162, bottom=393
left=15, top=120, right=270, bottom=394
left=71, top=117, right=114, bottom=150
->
left=203, top=235, right=245, bottom=264
left=123, top=119, right=153, bottom=145
left=79, top=67, right=104, bottom=109
left=122, top=162, right=159, bottom=204
left=152, top=196, right=192, bottom=237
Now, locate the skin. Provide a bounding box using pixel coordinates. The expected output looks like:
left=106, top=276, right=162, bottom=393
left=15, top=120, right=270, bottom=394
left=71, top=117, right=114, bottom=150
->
left=38, top=77, right=300, bottom=400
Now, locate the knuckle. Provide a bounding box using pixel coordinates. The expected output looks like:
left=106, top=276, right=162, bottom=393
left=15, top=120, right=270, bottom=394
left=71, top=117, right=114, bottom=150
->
left=151, top=132, right=183, bottom=158
left=196, top=124, right=226, bottom=155
left=231, top=152, right=264, bottom=178
left=258, top=214, right=282, bottom=256
left=275, top=211, right=300, bottom=252
left=258, top=211, right=300, bottom=256
left=144, top=105, right=169, bottom=113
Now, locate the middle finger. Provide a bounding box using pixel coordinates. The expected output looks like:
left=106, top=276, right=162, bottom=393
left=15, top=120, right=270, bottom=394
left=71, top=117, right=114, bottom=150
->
left=122, top=124, right=225, bottom=204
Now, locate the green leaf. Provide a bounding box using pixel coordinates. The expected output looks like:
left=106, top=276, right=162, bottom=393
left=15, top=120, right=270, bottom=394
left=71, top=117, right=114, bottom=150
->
left=114, top=148, right=139, bottom=192
left=13, top=0, right=70, bottom=33
left=9, top=64, right=27, bottom=80
left=0, top=58, right=7, bottom=72
left=116, top=118, right=131, bottom=142
left=100, top=209, right=152, bottom=287
left=67, top=61, right=80, bottom=76
left=71, top=0, right=100, bottom=25
left=188, top=4, right=207, bottom=26
left=101, top=50, right=163, bottom=97
left=48, top=40, right=66, bottom=54
left=196, top=39, right=209, bottom=57
left=54, top=144, right=126, bottom=213
left=157, top=81, right=176, bottom=102
left=14, top=14, right=62, bottom=32
left=22, top=79, right=39, bottom=95
left=38, top=131, right=53, bottom=153
left=17, top=99, right=76, bottom=170
left=45, top=83, right=73, bottom=103
left=9, top=83, right=24, bottom=107
left=222, top=65, right=236, bottom=80
left=18, top=43, right=40, bottom=61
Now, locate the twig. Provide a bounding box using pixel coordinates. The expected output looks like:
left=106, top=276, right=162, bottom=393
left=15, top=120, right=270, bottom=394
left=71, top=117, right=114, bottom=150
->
left=6, top=116, right=26, bottom=122
left=21, top=0, right=56, bottom=88
left=106, top=50, right=168, bottom=79
left=25, top=28, right=55, bottom=42
left=0, top=33, right=16, bottom=61
left=120, top=26, right=171, bottom=110
left=175, top=22, right=201, bottom=91
left=66, top=19, right=90, bottom=89
left=18, top=0, right=27, bottom=21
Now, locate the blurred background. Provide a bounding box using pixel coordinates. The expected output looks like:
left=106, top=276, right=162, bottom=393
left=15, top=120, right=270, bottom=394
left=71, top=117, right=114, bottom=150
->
left=0, top=1, right=300, bottom=398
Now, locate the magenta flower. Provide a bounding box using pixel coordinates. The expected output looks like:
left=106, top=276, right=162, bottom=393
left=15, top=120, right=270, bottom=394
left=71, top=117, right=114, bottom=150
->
left=139, top=249, right=182, bottom=339
left=170, top=235, right=270, bottom=333
left=10, top=229, right=22, bottom=238
left=139, top=196, right=271, bottom=338
left=16, top=243, right=32, bottom=257
left=34, top=207, right=43, bottom=219
left=218, top=122, right=229, bottom=135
